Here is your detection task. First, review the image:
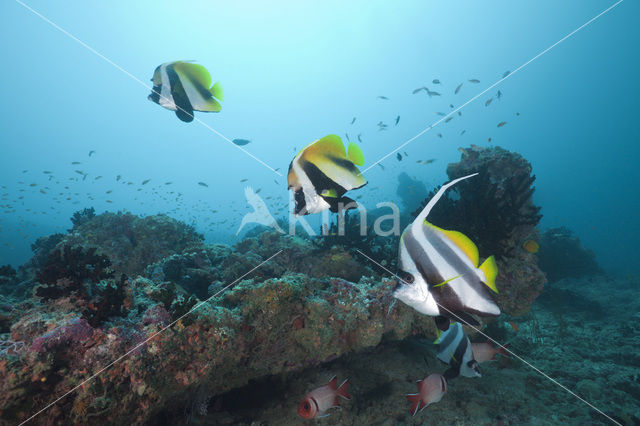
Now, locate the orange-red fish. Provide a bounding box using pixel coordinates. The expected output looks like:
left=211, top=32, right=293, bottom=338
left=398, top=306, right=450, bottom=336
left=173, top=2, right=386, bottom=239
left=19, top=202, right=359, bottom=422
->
left=472, top=342, right=508, bottom=363
left=406, top=374, right=447, bottom=416
left=298, top=376, right=350, bottom=419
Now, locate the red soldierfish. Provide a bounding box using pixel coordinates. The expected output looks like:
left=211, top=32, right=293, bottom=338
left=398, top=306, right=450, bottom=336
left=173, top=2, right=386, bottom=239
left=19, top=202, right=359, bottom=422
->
left=472, top=342, right=508, bottom=363
left=406, top=373, right=447, bottom=416
left=298, top=376, right=350, bottom=419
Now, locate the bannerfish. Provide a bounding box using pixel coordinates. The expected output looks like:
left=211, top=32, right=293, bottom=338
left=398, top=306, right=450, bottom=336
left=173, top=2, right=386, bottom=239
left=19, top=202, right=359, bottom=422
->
left=395, top=115, right=400, bottom=125
left=148, top=61, right=224, bottom=122
left=287, top=134, right=366, bottom=215
left=497, top=121, right=507, bottom=127
left=392, top=174, right=500, bottom=331
left=406, top=374, right=447, bottom=416
left=297, top=376, right=350, bottom=419
left=435, top=322, right=481, bottom=379
left=472, top=341, right=508, bottom=363
left=232, top=138, right=251, bottom=146
left=455, top=83, right=463, bottom=94
left=468, top=79, right=480, bottom=83
left=397, top=153, right=402, bottom=161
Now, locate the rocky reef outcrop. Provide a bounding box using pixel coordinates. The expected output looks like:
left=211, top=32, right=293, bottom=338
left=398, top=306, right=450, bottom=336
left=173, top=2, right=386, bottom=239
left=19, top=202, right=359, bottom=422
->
left=0, top=212, right=437, bottom=425
left=537, top=227, right=603, bottom=282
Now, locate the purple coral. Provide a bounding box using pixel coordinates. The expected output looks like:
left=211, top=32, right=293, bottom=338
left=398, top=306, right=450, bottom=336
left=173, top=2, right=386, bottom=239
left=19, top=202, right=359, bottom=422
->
left=30, top=317, right=94, bottom=354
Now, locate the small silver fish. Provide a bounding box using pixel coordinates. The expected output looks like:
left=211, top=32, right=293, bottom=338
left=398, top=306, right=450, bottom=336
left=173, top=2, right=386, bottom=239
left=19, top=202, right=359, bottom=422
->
left=455, top=83, right=463, bottom=94
left=432, top=79, right=441, bottom=84
left=485, top=98, right=493, bottom=107
left=468, top=79, right=480, bottom=83
left=497, top=121, right=507, bottom=127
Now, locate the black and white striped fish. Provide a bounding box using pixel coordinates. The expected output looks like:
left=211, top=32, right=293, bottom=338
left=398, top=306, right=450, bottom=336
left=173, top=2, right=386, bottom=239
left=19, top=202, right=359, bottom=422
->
left=287, top=135, right=366, bottom=215
left=435, top=322, right=481, bottom=380
left=393, top=174, right=500, bottom=331
left=148, top=61, right=224, bottom=122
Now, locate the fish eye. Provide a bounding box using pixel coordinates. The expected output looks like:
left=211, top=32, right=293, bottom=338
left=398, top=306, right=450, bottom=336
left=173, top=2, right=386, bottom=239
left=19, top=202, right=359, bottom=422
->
left=304, top=402, right=309, bottom=410
left=399, top=271, right=414, bottom=283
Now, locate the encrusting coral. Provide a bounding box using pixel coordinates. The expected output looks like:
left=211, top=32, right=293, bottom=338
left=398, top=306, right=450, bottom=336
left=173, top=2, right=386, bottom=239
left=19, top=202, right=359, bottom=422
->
left=0, top=210, right=436, bottom=424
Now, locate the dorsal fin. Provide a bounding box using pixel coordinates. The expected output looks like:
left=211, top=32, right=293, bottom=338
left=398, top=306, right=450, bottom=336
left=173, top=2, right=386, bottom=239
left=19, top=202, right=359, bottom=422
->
left=327, top=376, right=338, bottom=390
left=301, top=135, right=346, bottom=162
left=426, top=222, right=479, bottom=267
left=411, top=174, right=478, bottom=234
left=172, top=61, right=212, bottom=89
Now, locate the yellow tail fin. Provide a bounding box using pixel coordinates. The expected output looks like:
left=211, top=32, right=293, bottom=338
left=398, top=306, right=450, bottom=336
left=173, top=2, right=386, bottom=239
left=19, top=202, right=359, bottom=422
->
left=479, top=255, right=498, bottom=293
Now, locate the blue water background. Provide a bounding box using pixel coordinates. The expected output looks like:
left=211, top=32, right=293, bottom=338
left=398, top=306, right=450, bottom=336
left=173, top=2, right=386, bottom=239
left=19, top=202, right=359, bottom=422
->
left=0, top=0, right=638, bottom=274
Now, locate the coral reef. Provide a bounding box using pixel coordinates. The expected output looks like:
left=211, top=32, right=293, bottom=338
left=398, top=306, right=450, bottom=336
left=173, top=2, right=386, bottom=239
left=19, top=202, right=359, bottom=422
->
left=315, top=208, right=400, bottom=272
left=70, top=207, right=96, bottom=229
left=396, top=172, right=429, bottom=213
left=412, top=146, right=546, bottom=315
left=0, top=213, right=441, bottom=424
left=61, top=211, right=204, bottom=276
left=537, top=227, right=603, bottom=282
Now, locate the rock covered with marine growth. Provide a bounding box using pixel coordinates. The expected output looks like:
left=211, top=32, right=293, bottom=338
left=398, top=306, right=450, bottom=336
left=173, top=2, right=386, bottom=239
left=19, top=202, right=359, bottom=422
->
left=0, top=212, right=437, bottom=424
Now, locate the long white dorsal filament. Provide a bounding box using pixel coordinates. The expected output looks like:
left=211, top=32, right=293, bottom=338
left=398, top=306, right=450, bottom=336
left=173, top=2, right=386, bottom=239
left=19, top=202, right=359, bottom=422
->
left=411, top=173, right=479, bottom=233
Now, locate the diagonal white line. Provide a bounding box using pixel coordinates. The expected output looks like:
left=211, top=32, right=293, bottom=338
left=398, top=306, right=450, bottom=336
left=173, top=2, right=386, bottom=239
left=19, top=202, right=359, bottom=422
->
left=360, top=0, right=624, bottom=174
left=19, top=250, right=283, bottom=425
left=355, top=249, right=622, bottom=426
left=13, top=0, right=282, bottom=177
